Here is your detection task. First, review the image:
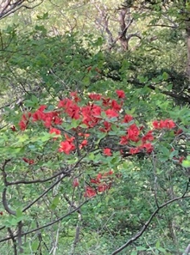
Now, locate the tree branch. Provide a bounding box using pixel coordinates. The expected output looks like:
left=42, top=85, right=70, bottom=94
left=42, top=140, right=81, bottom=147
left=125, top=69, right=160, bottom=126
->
left=0, top=200, right=88, bottom=243
left=111, top=190, right=190, bottom=255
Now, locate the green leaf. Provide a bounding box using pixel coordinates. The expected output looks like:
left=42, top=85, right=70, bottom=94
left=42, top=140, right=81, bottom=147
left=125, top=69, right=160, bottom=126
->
left=50, top=196, right=60, bottom=210
left=182, top=160, right=190, bottom=168
left=32, top=241, right=39, bottom=251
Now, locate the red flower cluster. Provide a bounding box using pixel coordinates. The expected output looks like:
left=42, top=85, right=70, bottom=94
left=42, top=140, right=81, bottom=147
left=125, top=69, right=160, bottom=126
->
left=58, top=134, right=75, bottom=154
left=84, top=170, right=113, bottom=197
left=17, top=89, right=177, bottom=197
left=153, top=119, right=176, bottom=129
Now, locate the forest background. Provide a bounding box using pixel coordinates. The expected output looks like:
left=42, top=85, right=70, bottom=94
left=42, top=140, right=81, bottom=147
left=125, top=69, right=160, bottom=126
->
left=0, top=0, right=190, bottom=254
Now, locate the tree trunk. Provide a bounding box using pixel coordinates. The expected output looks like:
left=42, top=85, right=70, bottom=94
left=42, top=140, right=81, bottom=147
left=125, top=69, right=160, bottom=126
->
left=186, top=21, right=190, bottom=78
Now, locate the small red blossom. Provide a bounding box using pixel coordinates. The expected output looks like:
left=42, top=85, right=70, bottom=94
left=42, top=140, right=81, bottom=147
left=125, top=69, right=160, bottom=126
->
left=23, top=158, right=35, bottom=165
left=120, top=135, right=128, bottom=145
left=142, top=131, right=154, bottom=143
left=90, top=178, right=100, bottom=184
left=179, top=156, right=185, bottom=163
left=73, top=178, right=79, bottom=187
left=140, top=143, right=154, bottom=153
left=49, top=128, right=61, bottom=139
left=97, top=173, right=102, bottom=182
left=19, top=120, right=27, bottom=131
left=99, top=121, right=112, bottom=133
left=127, top=124, right=140, bottom=142
left=103, top=148, right=112, bottom=156
left=11, top=126, right=17, bottom=132
left=79, top=139, right=88, bottom=149
left=105, top=109, right=119, bottom=118
left=70, top=91, right=80, bottom=102
left=103, top=170, right=114, bottom=176
left=59, top=140, right=75, bottom=154
left=49, top=127, right=61, bottom=135
left=116, top=90, right=125, bottom=98
left=89, top=93, right=102, bottom=101
left=123, top=114, right=133, bottom=123
left=174, top=129, right=183, bottom=135
left=53, top=116, right=62, bottom=125
left=129, top=147, right=140, bottom=155
left=19, top=113, right=31, bottom=131
left=111, top=100, right=121, bottom=111
left=38, top=105, right=47, bottom=111
left=0, top=212, right=3, bottom=215
left=84, top=186, right=96, bottom=197
left=102, top=97, right=111, bottom=107
left=97, top=183, right=110, bottom=192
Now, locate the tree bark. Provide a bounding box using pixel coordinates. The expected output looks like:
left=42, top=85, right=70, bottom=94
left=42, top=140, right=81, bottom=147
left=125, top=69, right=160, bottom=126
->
left=186, top=21, right=190, bottom=78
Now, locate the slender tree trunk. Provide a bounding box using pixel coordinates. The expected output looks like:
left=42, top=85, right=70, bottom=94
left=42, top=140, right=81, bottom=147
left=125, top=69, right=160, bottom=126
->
left=186, top=22, right=190, bottom=78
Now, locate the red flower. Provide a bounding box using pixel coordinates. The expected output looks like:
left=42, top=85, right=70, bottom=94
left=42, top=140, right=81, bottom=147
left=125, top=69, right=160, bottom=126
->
left=11, top=126, right=17, bottom=132
left=129, top=147, right=140, bottom=155
left=140, top=143, right=154, bottom=153
left=19, top=113, right=31, bottom=131
left=142, top=131, right=154, bottom=143
left=91, top=104, right=101, bottom=117
left=59, top=140, right=75, bottom=154
left=99, top=121, right=112, bottom=133
left=97, top=183, right=110, bottom=192
left=153, top=119, right=175, bottom=129
left=127, top=124, right=140, bottom=142
left=103, top=148, right=112, bottom=156
left=81, top=105, right=100, bottom=128
left=89, top=93, right=102, bottom=101
left=116, top=90, right=125, bottom=98
left=174, top=129, right=183, bottom=135
left=70, top=91, right=80, bottom=102
left=23, top=158, right=35, bottom=165
left=79, top=139, right=88, bottom=149
left=49, top=128, right=61, bottom=139
left=120, top=135, right=128, bottom=145
left=84, top=186, right=96, bottom=197
left=73, top=178, right=79, bottom=187
left=111, top=100, right=121, bottom=111
left=38, top=105, right=47, bottom=111
left=90, top=178, right=100, bottom=184
left=163, top=119, right=176, bottom=129
left=123, top=114, right=133, bottom=123
left=179, top=156, right=185, bottom=163
left=53, top=116, right=62, bottom=125
left=103, top=170, right=114, bottom=176
left=97, top=173, right=102, bottom=182
left=19, top=120, right=27, bottom=131
left=105, top=109, right=119, bottom=118
left=58, top=99, right=80, bottom=119
left=102, top=97, right=111, bottom=107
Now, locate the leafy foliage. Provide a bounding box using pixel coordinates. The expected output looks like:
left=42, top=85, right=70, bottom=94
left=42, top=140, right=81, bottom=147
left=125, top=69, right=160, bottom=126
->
left=0, top=1, right=190, bottom=254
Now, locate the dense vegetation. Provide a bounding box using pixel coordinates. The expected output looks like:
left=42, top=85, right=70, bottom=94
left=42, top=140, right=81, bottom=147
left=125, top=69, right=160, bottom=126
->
left=0, top=1, right=190, bottom=254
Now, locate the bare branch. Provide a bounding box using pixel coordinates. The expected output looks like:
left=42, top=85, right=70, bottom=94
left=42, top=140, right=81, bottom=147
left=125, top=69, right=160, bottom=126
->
left=111, top=188, right=190, bottom=255
left=184, top=244, right=190, bottom=254
left=0, top=0, right=44, bottom=20
left=0, top=200, right=88, bottom=243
